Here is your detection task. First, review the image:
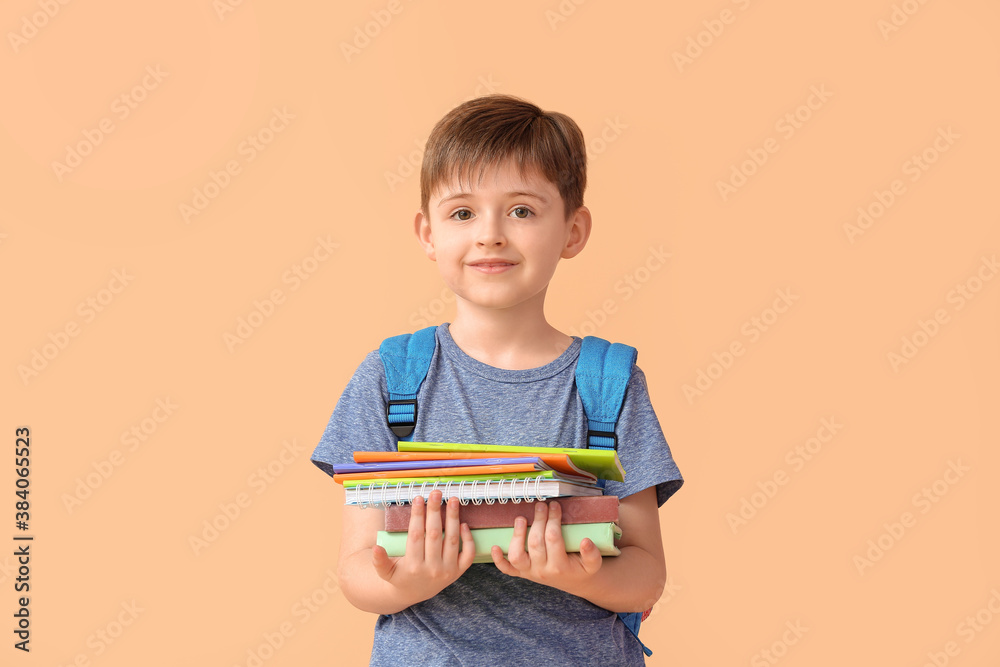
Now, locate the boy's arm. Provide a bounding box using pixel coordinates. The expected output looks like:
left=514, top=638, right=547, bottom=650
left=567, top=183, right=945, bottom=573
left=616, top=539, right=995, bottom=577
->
left=491, top=486, right=666, bottom=613
left=337, top=491, right=477, bottom=615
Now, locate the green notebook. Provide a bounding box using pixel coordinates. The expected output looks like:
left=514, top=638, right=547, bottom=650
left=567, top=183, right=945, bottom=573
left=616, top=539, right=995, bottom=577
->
left=376, top=522, right=622, bottom=564
left=397, top=441, right=625, bottom=482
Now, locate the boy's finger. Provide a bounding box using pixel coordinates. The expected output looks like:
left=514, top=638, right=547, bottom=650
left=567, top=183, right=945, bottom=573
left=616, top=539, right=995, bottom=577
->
left=543, top=500, right=566, bottom=557
left=423, top=490, right=445, bottom=561
left=490, top=544, right=517, bottom=576
left=456, top=522, right=477, bottom=570
left=405, top=495, right=426, bottom=564
left=372, top=545, right=395, bottom=581
left=525, top=501, right=548, bottom=563
left=506, top=516, right=530, bottom=569
left=441, top=496, right=463, bottom=563
left=578, top=538, right=604, bottom=574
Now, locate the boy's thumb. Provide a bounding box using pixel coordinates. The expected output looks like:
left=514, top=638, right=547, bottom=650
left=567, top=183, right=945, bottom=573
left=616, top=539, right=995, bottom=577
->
left=372, top=545, right=393, bottom=580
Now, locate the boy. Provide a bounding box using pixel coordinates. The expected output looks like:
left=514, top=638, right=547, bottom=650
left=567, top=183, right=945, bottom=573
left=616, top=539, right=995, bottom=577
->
left=311, top=94, right=683, bottom=665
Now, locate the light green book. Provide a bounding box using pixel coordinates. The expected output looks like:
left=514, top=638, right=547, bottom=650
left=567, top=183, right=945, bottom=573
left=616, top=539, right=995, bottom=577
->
left=397, top=441, right=625, bottom=482
left=376, top=522, right=622, bottom=563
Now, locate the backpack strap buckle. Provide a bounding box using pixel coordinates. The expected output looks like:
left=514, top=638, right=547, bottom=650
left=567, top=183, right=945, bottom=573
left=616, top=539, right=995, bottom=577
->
left=586, top=428, right=618, bottom=450
left=386, top=399, right=418, bottom=438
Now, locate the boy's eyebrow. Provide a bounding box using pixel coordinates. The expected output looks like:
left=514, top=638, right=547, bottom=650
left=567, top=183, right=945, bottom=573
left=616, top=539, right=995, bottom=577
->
left=437, top=191, right=549, bottom=206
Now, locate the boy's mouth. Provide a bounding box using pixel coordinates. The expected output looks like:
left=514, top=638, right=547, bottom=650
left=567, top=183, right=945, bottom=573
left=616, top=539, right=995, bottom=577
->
left=468, top=259, right=517, bottom=273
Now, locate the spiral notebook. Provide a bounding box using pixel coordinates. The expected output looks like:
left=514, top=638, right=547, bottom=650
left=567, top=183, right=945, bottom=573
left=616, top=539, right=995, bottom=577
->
left=343, top=475, right=604, bottom=508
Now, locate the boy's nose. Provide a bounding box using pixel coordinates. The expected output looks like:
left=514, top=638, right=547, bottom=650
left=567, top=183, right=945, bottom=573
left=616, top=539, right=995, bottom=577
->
left=475, top=216, right=506, bottom=247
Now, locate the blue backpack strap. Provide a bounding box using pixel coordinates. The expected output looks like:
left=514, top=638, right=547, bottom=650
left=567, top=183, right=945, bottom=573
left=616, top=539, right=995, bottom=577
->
left=378, top=326, right=437, bottom=441
left=575, top=336, right=651, bottom=657
left=575, top=336, right=637, bottom=450
left=619, top=611, right=652, bottom=657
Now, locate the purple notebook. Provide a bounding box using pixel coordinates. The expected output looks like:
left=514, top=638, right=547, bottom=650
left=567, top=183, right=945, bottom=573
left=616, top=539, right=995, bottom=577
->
left=330, top=457, right=545, bottom=474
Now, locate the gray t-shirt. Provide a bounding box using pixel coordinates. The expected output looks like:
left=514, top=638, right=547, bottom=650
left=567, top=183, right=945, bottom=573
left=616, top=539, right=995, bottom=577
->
left=312, top=323, right=683, bottom=666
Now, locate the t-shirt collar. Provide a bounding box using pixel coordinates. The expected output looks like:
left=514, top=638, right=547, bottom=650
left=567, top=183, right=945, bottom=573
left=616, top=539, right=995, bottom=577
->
left=436, top=322, right=581, bottom=383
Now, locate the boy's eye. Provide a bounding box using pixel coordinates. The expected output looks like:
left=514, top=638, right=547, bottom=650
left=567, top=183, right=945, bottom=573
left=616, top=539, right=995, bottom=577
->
left=453, top=209, right=472, bottom=221
left=511, top=207, right=532, bottom=219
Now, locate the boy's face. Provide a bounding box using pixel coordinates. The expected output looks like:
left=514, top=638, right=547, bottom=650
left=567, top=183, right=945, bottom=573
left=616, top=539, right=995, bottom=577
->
left=415, top=160, right=591, bottom=315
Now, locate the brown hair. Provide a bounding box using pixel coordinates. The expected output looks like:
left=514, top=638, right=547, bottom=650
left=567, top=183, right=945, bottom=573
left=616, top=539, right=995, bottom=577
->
left=420, top=94, right=587, bottom=221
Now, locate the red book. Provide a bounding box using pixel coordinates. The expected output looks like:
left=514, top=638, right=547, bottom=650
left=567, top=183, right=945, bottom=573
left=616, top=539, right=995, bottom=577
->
left=383, top=495, right=619, bottom=532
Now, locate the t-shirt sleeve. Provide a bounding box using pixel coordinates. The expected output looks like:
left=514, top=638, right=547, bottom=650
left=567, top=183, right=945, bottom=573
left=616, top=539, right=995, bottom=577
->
left=600, top=365, right=683, bottom=507
left=310, top=350, right=396, bottom=477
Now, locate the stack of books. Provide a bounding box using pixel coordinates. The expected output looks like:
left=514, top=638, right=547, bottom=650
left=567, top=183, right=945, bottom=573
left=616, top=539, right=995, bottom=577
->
left=332, top=442, right=625, bottom=563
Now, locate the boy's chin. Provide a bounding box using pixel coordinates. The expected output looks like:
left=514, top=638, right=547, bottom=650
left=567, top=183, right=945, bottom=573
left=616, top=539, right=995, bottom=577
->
left=454, top=292, right=546, bottom=314
left=442, top=281, right=549, bottom=312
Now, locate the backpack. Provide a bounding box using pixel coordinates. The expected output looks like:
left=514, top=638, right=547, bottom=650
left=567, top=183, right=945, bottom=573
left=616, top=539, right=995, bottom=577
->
left=378, top=325, right=653, bottom=656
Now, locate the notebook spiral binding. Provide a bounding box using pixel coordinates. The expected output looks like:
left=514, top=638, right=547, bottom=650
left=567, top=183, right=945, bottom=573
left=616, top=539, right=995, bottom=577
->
left=353, top=476, right=548, bottom=509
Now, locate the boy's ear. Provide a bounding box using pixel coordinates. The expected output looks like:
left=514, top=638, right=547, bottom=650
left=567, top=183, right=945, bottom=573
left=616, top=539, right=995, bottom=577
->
left=414, top=210, right=437, bottom=261
left=561, top=205, right=592, bottom=259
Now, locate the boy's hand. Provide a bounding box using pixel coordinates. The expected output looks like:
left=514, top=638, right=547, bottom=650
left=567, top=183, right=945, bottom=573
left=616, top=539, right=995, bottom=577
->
left=490, top=500, right=603, bottom=589
left=371, top=490, right=476, bottom=603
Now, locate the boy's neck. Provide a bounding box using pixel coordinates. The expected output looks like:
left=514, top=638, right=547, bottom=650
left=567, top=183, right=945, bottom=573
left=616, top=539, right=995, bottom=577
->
left=447, top=302, right=573, bottom=371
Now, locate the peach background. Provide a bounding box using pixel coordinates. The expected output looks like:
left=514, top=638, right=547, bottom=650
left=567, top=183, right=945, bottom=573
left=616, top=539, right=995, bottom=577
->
left=2, top=0, right=999, bottom=665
